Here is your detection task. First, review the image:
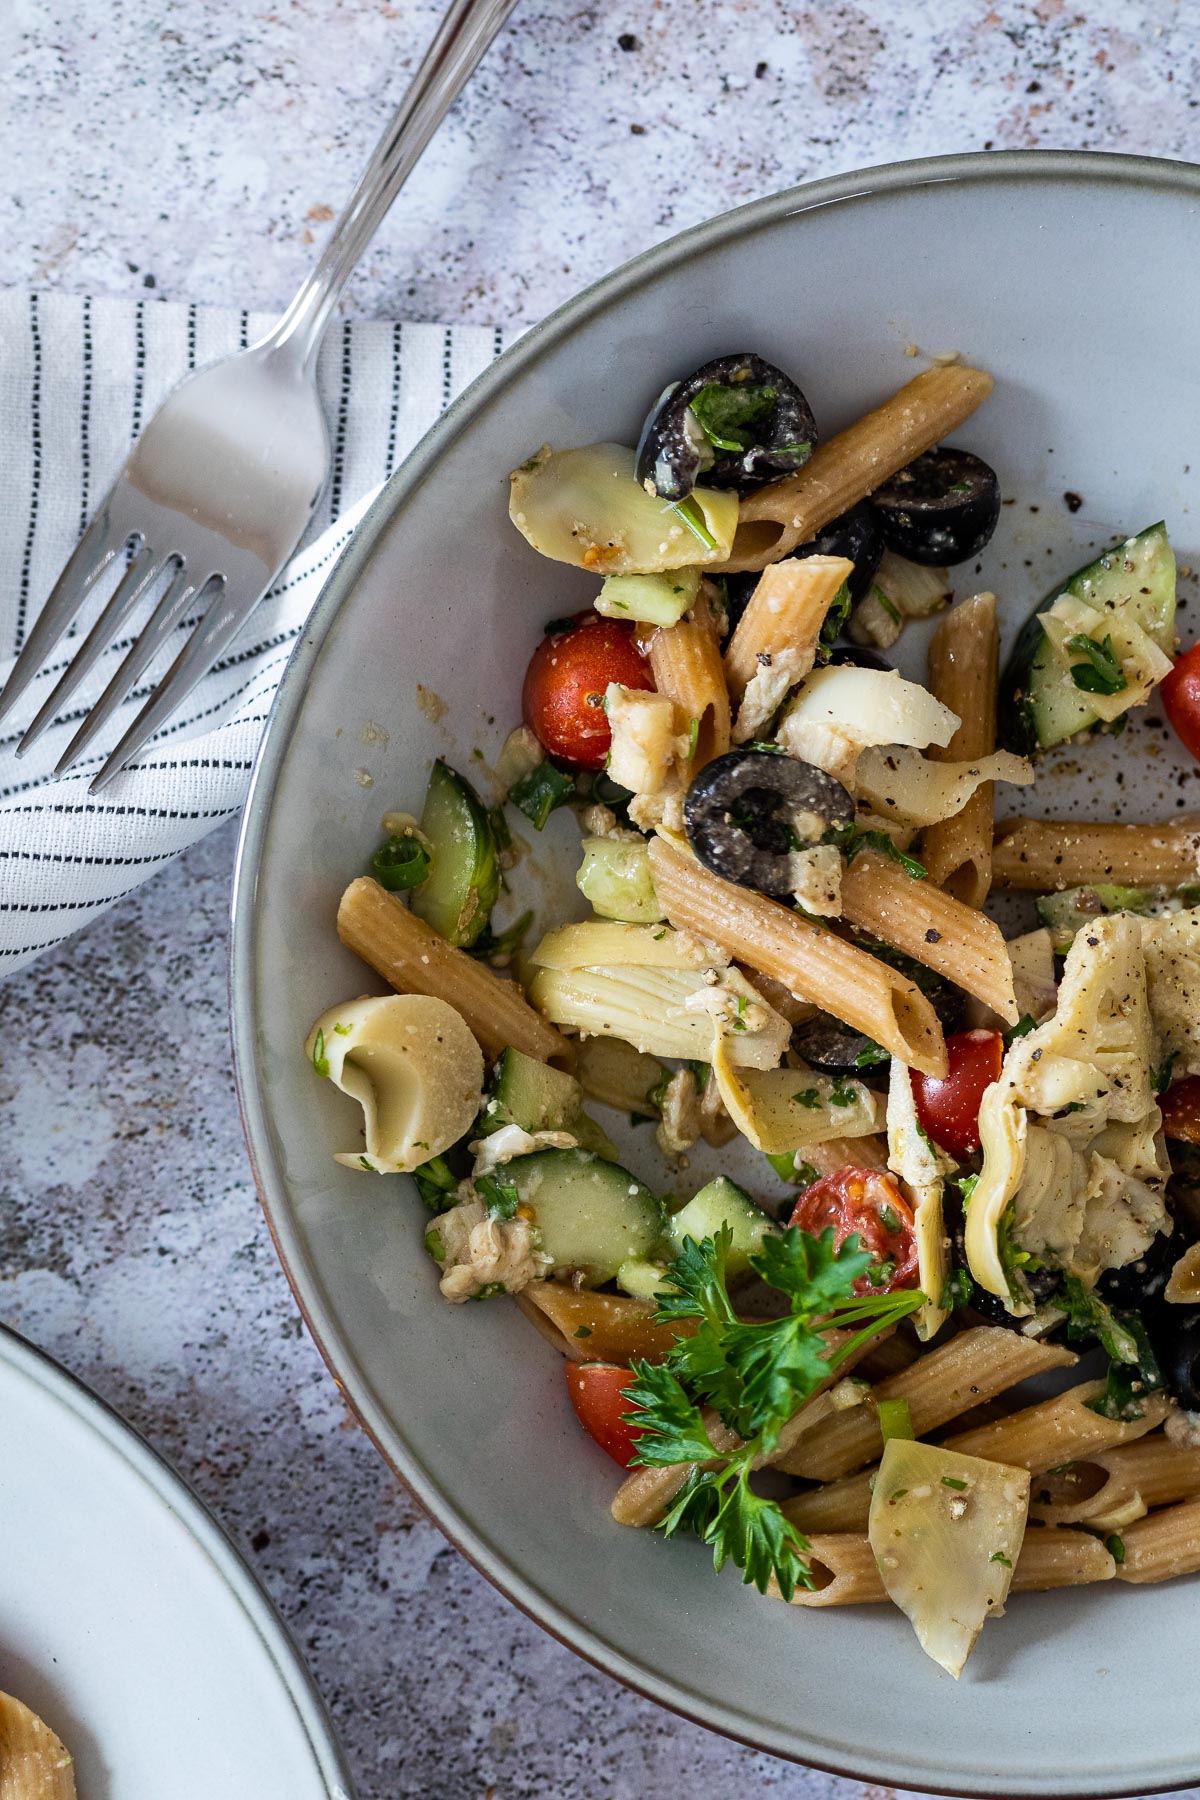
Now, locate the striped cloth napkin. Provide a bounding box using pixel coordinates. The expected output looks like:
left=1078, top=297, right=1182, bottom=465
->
left=0, top=290, right=508, bottom=975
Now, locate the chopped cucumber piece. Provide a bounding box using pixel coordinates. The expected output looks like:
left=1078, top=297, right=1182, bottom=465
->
left=490, top=1047, right=581, bottom=1133
left=1000, top=523, right=1176, bottom=753
left=1036, top=881, right=1200, bottom=952
left=668, top=1176, right=777, bottom=1273
left=410, top=760, right=500, bottom=947
left=616, top=1256, right=673, bottom=1299
left=505, top=1148, right=664, bottom=1284
left=595, top=567, right=701, bottom=627
left=576, top=836, right=665, bottom=923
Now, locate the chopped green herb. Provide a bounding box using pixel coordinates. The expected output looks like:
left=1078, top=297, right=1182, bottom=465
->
left=877, top=1398, right=914, bottom=1444
left=575, top=1326, right=593, bottom=1339
left=1105, top=1532, right=1126, bottom=1565
left=828, top=1078, right=858, bottom=1107
left=424, top=1227, right=445, bottom=1264
left=358, top=1155, right=375, bottom=1172
left=311, top=1028, right=330, bottom=1079
left=817, top=581, right=853, bottom=655
left=473, top=1281, right=507, bottom=1301
left=672, top=495, right=718, bottom=550
left=879, top=1203, right=901, bottom=1234
left=941, top=1476, right=969, bottom=1491
left=853, top=1039, right=890, bottom=1069
left=792, top=1088, right=822, bottom=1110
left=1007, top=1013, right=1037, bottom=1042
left=476, top=1170, right=521, bottom=1220
left=990, top=1550, right=1012, bottom=1567
left=688, top=381, right=777, bottom=454
left=866, top=1259, right=897, bottom=1288
left=1153, top=1050, right=1179, bottom=1094
left=890, top=1488, right=909, bottom=1501
left=370, top=833, right=431, bottom=897
left=413, top=1153, right=460, bottom=1212
left=825, top=820, right=927, bottom=881
left=940, top=1266, right=975, bottom=1310
left=746, top=740, right=787, bottom=755
left=1066, top=632, right=1128, bottom=697
left=508, top=759, right=575, bottom=830
left=652, top=927, right=668, bottom=941
left=1059, top=1273, right=1163, bottom=1421
left=333, top=1022, right=352, bottom=1036
left=622, top=1224, right=925, bottom=1600
left=877, top=592, right=901, bottom=625
left=686, top=716, right=700, bottom=760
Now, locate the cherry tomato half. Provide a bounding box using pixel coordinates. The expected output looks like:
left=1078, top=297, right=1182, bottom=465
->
left=1159, top=1074, right=1200, bottom=1143
left=522, top=612, right=654, bottom=769
left=565, top=1362, right=643, bottom=1469
left=1162, top=643, right=1200, bottom=763
left=910, top=1027, right=1004, bottom=1161
left=789, top=1168, right=919, bottom=1294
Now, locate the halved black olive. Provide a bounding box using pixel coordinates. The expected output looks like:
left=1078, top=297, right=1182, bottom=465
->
left=869, top=446, right=1001, bottom=566
left=791, top=502, right=884, bottom=603
left=636, top=353, right=818, bottom=502
left=826, top=645, right=892, bottom=673
left=791, top=1013, right=890, bottom=1076
left=1096, top=1228, right=1183, bottom=1311
left=684, top=749, right=854, bottom=898
left=1144, top=1301, right=1200, bottom=1410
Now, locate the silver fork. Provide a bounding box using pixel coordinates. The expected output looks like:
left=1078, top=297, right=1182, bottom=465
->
left=0, top=0, right=521, bottom=794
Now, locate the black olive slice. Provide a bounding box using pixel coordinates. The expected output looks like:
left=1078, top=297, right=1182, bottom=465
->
left=869, top=446, right=1001, bottom=566
left=1095, top=1228, right=1183, bottom=1311
left=684, top=749, right=854, bottom=899
left=826, top=645, right=892, bottom=673
left=790, top=502, right=884, bottom=603
left=791, top=1012, right=889, bottom=1076
left=1146, top=1302, right=1200, bottom=1410
left=636, top=353, right=818, bottom=502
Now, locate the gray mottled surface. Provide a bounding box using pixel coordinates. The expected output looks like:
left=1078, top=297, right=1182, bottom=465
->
left=4, top=2, right=1200, bottom=1796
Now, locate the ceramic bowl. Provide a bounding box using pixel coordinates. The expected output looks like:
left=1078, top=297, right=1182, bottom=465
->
left=231, top=152, right=1200, bottom=1795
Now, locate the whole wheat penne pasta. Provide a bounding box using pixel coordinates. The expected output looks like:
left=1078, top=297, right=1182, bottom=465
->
left=647, top=837, right=948, bottom=1076
left=519, top=1284, right=693, bottom=1366
left=839, top=850, right=1019, bottom=1023
left=723, top=557, right=852, bottom=735
left=919, top=593, right=1000, bottom=907
left=776, top=1526, right=1115, bottom=1607
left=782, top=1469, right=875, bottom=1534
left=777, top=1326, right=1076, bottom=1481
left=1115, top=1495, right=1200, bottom=1583
left=0, top=1691, right=77, bottom=1800
left=945, top=1381, right=1171, bottom=1469
left=722, top=364, right=994, bottom=573
left=992, top=817, right=1200, bottom=890
left=1030, top=1433, right=1200, bottom=1528
left=649, top=596, right=731, bottom=778
left=337, top=877, right=566, bottom=1064
left=611, top=1327, right=864, bottom=1529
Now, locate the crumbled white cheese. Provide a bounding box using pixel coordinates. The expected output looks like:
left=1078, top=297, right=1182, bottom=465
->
left=470, top=1123, right=577, bottom=1178
left=433, top=1197, right=553, bottom=1303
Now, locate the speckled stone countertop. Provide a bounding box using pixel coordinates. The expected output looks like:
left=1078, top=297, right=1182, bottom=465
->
left=4, top=4, right=1200, bottom=1797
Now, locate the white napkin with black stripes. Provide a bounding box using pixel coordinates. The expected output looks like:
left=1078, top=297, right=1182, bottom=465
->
left=0, top=290, right=508, bottom=974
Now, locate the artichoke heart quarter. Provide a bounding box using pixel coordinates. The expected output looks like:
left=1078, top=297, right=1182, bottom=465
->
left=305, top=993, right=484, bottom=1174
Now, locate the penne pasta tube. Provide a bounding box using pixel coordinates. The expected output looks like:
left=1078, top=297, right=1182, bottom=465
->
left=723, top=558, right=852, bottom=738
left=336, top=877, right=566, bottom=1064
left=919, top=593, right=1000, bottom=907
left=777, top=1326, right=1077, bottom=1481
left=649, top=595, right=731, bottom=778
left=647, top=837, right=948, bottom=1077
left=518, top=1284, right=692, bottom=1365
left=1030, top=1432, right=1200, bottom=1528
left=945, top=1381, right=1171, bottom=1470
left=0, top=1692, right=77, bottom=1800
left=722, top=364, right=994, bottom=572
left=1115, top=1494, right=1200, bottom=1583
left=782, top=1469, right=875, bottom=1534
left=992, top=817, right=1200, bottom=891
left=775, top=1526, right=1115, bottom=1607
left=840, top=850, right=1020, bottom=1024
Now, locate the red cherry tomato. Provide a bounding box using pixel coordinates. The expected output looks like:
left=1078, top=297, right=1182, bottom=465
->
left=1161, top=643, right=1200, bottom=762
left=565, top=1362, right=643, bottom=1469
left=910, top=1027, right=1004, bottom=1160
left=522, top=612, right=654, bottom=769
left=1159, top=1074, right=1200, bottom=1143
left=788, top=1168, right=919, bottom=1294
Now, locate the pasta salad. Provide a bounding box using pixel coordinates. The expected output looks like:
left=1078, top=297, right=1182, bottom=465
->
left=307, top=351, right=1200, bottom=1677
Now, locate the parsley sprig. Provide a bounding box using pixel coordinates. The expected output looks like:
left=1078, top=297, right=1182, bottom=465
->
left=1066, top=632, right=1128, bottom=697
left=622, top=1226, right=924, bottom=1599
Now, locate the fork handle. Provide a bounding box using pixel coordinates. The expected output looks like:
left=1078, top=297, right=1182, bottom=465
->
left=265, top=0, right=521, bottom=367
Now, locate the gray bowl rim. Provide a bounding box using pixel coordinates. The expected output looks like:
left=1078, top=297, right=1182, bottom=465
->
left=230, top=148, right=1200, bottom=1795
left=0, top=1319, right=357, bottom=1798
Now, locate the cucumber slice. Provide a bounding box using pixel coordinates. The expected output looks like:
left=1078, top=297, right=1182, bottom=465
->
left=575, top=836, right=665, bottom=923
left=506, top=1148, right=664, bottom=1284
left=410, top=760, right=500, bottom=947
left=491, top=1047, right=581, bottom=1132
left=616, top=1256, right=673, bottom=1299
left=595, top=567, right=701, bottom=627
left=668, top=1176, right=776, bottom=1274
left=999, top=523, right=1175, bottom=753
left=1036, top=881, right=1200, bottom=952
